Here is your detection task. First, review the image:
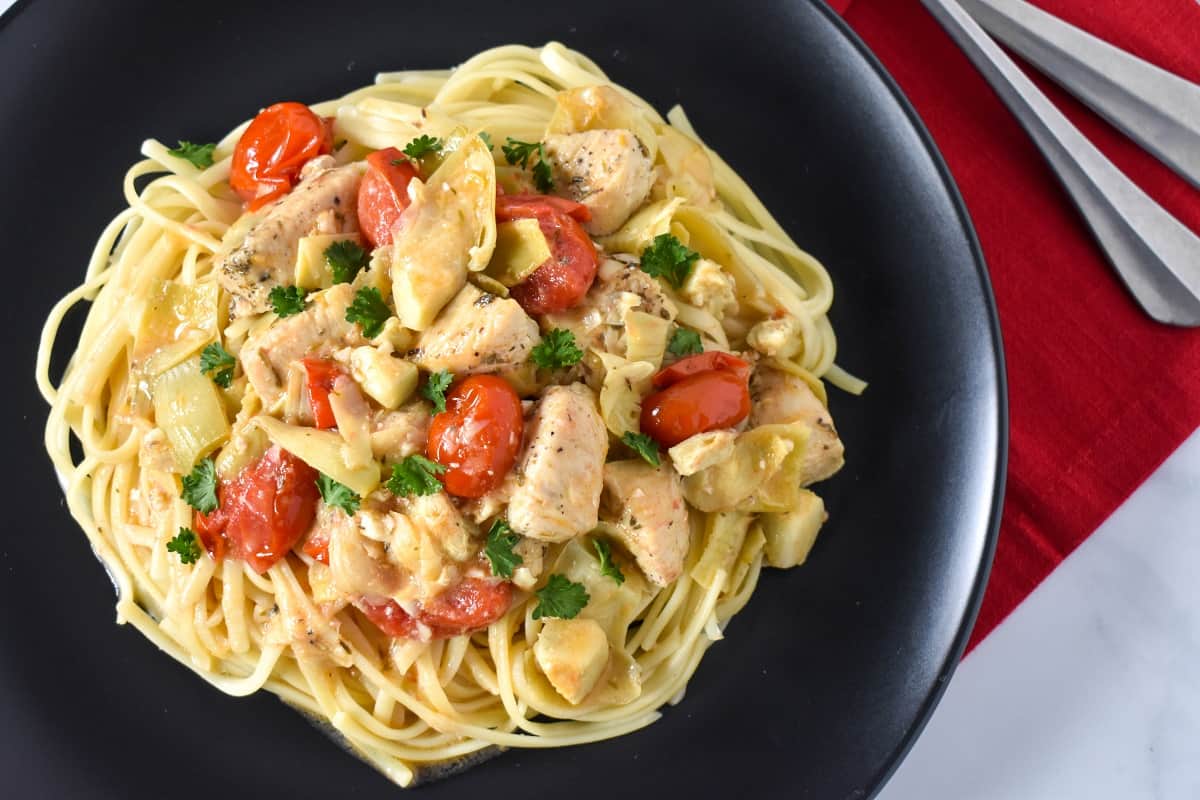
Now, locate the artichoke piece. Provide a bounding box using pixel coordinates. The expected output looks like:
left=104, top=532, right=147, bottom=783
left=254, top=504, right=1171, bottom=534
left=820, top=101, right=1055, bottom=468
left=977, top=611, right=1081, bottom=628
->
left=486, top=218, right=551, bottom=287
left=761, top=490, right=827, bottom=569
left=390, top=135, right=496, bottom=330
left=682, top=423, right=811, bottom=513
left=151, top=357, right=230, bottom=473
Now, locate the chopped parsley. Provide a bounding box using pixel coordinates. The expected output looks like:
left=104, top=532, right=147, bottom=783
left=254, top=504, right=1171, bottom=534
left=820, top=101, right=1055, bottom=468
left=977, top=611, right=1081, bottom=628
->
left=385, top=455, right=446, bottom=497
left=167, top=140, right=216, bottom=169
left=502, top=137, right=554, bottom=192
left=640, top=233, right=700, bottom=289
left=345, top=286, right=391, bottom=338
left=421, top=369, right=454, bottom=415
left=166, top=527, right=203, bottom=565
left=324, top=240, right=369, bottom=285
left=199, top=342, right=236, bottom=388
left=593, top=538, right=625, bottom=585
left=269, top=285, right=307, bottom=317
left=530, top=328, right=583, bottom=370
left=484, top=519, right=523, bottom=579
left=180, top=458, right=219, bottom=513
left=532, top=574, right=590, bottom=620
left=621, top=431, right=661, bottom=467
left=477, top=131, right=493, bottom=150
left=403, top=134, right=443, bottom=160
left=316, top=473, right=360, bottom=516
left=667, top=326, right=704, bottom=357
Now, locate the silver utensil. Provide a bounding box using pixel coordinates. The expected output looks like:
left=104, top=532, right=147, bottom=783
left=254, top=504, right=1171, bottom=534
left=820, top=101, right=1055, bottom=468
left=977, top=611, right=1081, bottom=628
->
left=920, top=0, right=1200, bottom=326
left=960, top=0, right=1200, bottom=191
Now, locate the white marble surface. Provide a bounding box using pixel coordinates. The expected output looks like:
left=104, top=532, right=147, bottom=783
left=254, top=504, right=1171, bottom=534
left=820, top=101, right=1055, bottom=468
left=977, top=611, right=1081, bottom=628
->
left=881, top=427, right=1200, bottom=800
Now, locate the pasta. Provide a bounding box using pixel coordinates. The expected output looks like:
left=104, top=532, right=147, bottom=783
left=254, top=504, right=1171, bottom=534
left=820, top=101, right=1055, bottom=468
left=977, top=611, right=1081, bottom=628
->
left=36, top=42, right=861, bottom=786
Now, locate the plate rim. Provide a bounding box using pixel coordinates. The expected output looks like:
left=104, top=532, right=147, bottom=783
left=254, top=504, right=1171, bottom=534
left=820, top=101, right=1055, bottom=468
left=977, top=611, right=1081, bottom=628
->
left=806, top=1, right=1009, bottom=794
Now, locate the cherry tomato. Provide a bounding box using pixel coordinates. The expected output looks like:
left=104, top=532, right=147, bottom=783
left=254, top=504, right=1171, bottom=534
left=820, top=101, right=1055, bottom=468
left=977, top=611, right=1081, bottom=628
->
left=302, top=530, right=329, bottom=565
left=192, top=446, right=320, bottom=574
left=640, top=370, right=752, bottom=447
left=497, top=194, right=598, bottom=315
left=652, top=351, right=752, bottom=389
left=426, top=375, right=524, bottom=498
left=356, top=577, right=513, bottom=639
left=300, top=358, right=345, bottom=430
left=230, top=102, right=333, bottom=210
left=358, top=148, right=420, bottom=249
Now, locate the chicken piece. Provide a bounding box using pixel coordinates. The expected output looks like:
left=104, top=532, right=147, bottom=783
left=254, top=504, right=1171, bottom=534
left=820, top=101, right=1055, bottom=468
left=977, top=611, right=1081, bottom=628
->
left=370, top=402, right=431, bottom=464
left=749, top=367, right=844, bottom=485
left=542, top=257, right=675, bottom=357
left=218, top=163, right=362, bottom=317
left=507, top=384, right=608, bottom=542
left=409, top=284, right=539, bottom=376
left=533, top=618, right=611, bottom=705
left=600, top=460, right=690, bottom=587
left=265, top=560, right=353, bottom=667
left=239, top=283, right=365, bottom=408
left=668, top=429, right=737, bottom=476
left=320, top=492, right=478, bottom=607
left=680, top=258, right=737, bottom=320
left=544, top=129, right=656, bottom=236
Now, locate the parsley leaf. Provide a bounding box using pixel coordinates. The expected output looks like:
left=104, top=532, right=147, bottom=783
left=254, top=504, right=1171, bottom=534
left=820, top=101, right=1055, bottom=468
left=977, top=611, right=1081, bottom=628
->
left=317, top=473, right=360, bottom=516
left=180, top=458, right=219, bottom=513
left=667, top=326, right=703, bottom=357
left=385, top=455, right=446, bottom=497
left=421, top=369, right=454, bottom=415
left=403, top=134, right=443, bottom=160
left=324, top=240, right=369, bottom=284
left=502, top=137, right=554, bottom=192
left=533, top=574, right=590, bottom=620
left=478, top=131, right=493, bottom=150
left=593, top=538, right=625, bottom=585
left=621, top=431, right=661, bottom=466
left=530, top=329, right=583, bottom=370
left=269, top=285, right=307, bottom=317
left=168, top=140, right=216, bottom=169
left=199, top=342, right=236, bottom=388
left=345, top=286, right=391, bottom=338
left=484, top=519, right=523, bottom=579
left=166, top=527, right=203, bottom=565
left=640, top=233, right=700, bottom=289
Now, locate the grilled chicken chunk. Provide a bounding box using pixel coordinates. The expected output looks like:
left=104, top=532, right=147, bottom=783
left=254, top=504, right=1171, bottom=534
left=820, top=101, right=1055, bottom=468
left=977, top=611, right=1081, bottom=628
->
left=541, top=257, right=675, bottom=356
left=239, top=283, right=365, bottom=408
left=409, top=284, right=539, bottom=376
left=370, top=403, right=431, bottom=465
left=507, top=384, right=608, bottom=542
left=545, top=129, right=656, bottom=236
left=218, top=163, right=362, bottom=316
left=748, top=367, right=844, bottom=486
left=600, top=459, right=690, bottom=587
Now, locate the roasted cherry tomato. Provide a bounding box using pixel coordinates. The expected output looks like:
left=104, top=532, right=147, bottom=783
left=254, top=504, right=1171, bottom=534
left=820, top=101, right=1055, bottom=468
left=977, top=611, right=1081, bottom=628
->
left=358, top=148, right=420, bottom=249
left=496, top=194, right=598, bottom=315
left=192, top=446, right=320, bottom=574
left=302, top=530, right=329, bottom=565
left=356, top=578, right=513, bottom=639
left=652, top=351, right=752, bottom=389
left=300, top=358, right=345, bottom=430
left=640, top=370, right=752, bottom=447
left=426, top=375, right=524, bottom=498
left=230, top=102, right=333, bottom=210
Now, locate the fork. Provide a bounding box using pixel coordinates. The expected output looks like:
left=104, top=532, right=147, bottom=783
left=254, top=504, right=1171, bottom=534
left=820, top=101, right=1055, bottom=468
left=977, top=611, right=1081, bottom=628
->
left=919, top=0, right=1200, bottom=326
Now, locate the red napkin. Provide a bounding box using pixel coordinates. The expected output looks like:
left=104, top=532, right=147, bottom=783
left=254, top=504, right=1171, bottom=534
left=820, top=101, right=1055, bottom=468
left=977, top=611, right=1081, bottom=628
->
left=827, top=0, right=1200, bottom=651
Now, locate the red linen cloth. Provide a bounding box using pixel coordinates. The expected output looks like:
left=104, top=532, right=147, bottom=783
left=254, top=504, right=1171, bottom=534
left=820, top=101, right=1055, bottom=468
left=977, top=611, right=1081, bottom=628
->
left=826, top=0, right=1200, bottom=650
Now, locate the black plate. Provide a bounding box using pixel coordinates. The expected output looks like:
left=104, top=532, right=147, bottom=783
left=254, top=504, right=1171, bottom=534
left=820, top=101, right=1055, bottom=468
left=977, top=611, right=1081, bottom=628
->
left=3, top=0, right=1005, bottom=797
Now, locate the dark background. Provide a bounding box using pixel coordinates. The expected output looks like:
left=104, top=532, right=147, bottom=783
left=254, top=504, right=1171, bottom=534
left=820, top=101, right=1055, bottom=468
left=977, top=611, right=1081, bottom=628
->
left=0, top=1, right=1005, bottom=798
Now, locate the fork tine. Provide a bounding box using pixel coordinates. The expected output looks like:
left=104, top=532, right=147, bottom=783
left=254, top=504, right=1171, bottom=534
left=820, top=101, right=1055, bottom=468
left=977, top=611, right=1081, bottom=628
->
left=960, top=0, right=1200, bottom=191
